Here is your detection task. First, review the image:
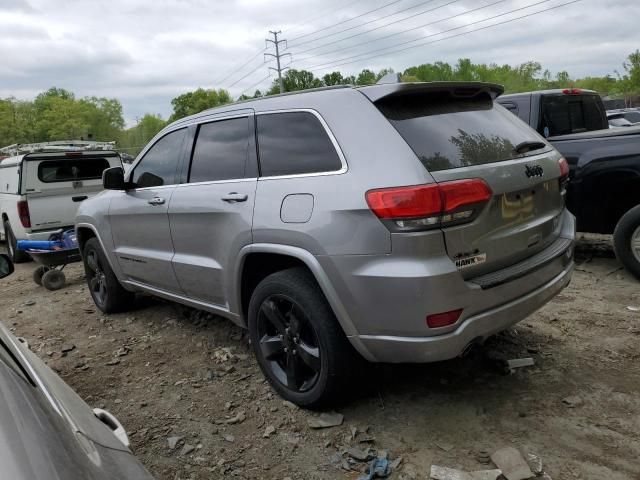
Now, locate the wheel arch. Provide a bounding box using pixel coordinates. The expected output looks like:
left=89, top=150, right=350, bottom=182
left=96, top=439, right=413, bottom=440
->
left=75, top=223, right=124, bottom=282
left=234, top=244, right=358, bottom=338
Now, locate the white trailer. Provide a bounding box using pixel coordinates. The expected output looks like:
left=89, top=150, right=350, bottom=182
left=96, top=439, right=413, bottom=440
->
left=0, top=141, right=121, bottom=262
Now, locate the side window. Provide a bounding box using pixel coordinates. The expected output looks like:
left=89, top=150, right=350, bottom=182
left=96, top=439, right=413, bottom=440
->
left=189, top=117, right=250, bottom=183
left=257, top=112, right=342, bottom=177
left=132, top=128, right=187, bottom=188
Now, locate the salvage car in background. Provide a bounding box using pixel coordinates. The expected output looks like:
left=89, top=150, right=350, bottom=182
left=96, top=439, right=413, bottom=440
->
left=77, top=81, right=575, bottom=407
left=499, top=88, right=640, bottom=279
left=0, top=141, right=121, bottom=263
left=0, top=253, right=154, bottom=479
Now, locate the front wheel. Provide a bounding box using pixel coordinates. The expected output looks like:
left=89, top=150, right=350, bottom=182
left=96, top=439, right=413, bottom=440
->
left=83, top=238, right=135, bottom=313
left=248, top=267, right=359, bottom=409
left=613, top=204, right=640, bottom=280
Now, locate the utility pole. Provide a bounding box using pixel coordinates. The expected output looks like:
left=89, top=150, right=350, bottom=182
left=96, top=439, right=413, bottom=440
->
left=265, top=31, right=290, bottom=94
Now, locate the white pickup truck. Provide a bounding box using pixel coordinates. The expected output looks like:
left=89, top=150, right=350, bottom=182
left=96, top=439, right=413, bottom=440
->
left=0, top=141, right=121, bottom=262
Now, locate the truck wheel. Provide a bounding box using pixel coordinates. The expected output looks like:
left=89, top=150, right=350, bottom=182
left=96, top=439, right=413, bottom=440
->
left=83, top=237, right=134, bottom=313
left=3, top=221, right=31, bottom=264
left=33, top=266, right=50, bottom=285
left=248, top=267, right=360, bottom=409
left=613, top=205, right=640, bottom=280
left=41, top=269, right=66, bottom=291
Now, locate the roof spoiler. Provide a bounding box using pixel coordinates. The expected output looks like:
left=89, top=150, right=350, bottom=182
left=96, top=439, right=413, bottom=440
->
left=359, top=81, right=505, bottom=103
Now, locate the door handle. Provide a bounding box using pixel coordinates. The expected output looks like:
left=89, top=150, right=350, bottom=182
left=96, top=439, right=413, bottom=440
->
left=72, top=195, right=88, bottom=202
left=148, top=197, right=165, bottom=206
left=222, top=192, right=248, bottom=203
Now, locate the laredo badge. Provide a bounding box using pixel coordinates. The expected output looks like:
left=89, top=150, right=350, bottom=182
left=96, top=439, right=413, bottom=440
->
left=455, top=253, right=487, bottom=270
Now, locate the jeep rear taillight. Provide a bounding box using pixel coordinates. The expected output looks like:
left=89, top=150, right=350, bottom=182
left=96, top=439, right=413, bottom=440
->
left=17, top=200, right=31, bottom=228
left=365, top=179, right=492, bottom=231
left=558, top=157, right=569, bottom=192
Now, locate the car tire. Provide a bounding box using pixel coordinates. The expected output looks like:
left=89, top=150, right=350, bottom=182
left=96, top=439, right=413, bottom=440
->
left=33, top=265, right=50, bottom=286
left=83, top=237, right=135, bottom=313
left=3, top=221, right=31, bottom=263
left=248, top=267, right=360, bottom=409
left=613, top=204, right=640, bottom=280
left=41, top=269, right=66, bottom=291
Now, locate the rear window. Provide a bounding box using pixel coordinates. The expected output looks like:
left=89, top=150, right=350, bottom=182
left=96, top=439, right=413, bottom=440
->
left=540, top=94, right=607, bottom=136
left=376, top=91, right=544, bottom=172
left=257, top=112, right=342, bottom=177
left=37, top=158, right=110, bottom=183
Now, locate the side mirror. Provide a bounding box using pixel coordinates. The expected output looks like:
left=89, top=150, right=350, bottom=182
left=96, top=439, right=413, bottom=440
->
left=0, top=253, right=14, bottom=279
left=103, top=166, right=126, bottom=190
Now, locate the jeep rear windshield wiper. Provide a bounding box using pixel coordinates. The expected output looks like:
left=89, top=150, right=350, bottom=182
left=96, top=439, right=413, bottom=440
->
left=514, top=141, right=547, bottom=154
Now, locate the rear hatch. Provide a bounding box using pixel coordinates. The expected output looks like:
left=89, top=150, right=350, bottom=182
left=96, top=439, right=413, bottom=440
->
left=368, top=83, right=566, bottom=278
left=21, top=152, right=121, bottom=231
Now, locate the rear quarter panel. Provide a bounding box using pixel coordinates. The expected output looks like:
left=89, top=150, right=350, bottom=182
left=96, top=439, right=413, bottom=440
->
left=251, top=89, right=435, bottom=256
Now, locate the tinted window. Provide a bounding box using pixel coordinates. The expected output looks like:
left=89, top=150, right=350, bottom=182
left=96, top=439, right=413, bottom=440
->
left=38, top=158, right=109, bottom=183
left=624, top=111, right=640, bottom=123
left=257, top=112, right=342, bottom=177
left=377, top=91, right=545, bottom=172
left=132, top=128, right=187, bottom=188
left=540, top=94, right=607, bottom=136
left=189, top=118, right=249, bottom=182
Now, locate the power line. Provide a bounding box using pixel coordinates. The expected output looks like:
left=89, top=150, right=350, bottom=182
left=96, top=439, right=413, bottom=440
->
left=289, top=0, right=405, bottom=43
left=214, top=49, right=266, bottom=86
left=286, top=0, right=368, bottom=37
left=226, top=57, right=273, bottom=90
left=291, top=0, right=468, bottom=58
left=238, top=74, right=272, bottom=98
left=305, top=0, right=563, bottom=72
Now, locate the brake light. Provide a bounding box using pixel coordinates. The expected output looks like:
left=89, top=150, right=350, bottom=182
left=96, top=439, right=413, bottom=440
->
left=366, top=179, right=492, bottom=230
left=17, top=200, right=31, bottom=228
left=558, top=157, right=569, bottom=191
left=65, top=151, right=83, bottom=157
left=427, top=309, right=463, bottom=328
left=562, top=88, right=583, bottom=95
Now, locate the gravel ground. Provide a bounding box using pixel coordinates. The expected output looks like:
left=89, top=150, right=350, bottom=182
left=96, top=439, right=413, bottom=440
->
left=1, top=234, right=639, bottom=480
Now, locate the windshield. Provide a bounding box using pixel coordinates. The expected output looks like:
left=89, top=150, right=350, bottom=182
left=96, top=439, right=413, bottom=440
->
left=376, top=91, right=547, bottom=172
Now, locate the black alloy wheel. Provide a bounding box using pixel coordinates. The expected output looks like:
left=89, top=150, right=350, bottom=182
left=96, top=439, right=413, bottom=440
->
left=256, top=295, right=321, bottom=393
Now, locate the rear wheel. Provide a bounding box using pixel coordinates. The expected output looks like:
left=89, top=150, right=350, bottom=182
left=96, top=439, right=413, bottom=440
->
left=33, top=265, right=50, bottom=285
left=248, top=267, right=359, bottom=409
left=41, top=269, right=66, bottom=291
left=613, top=205, right=640, bottom=280
left=83, top=237, right=134, bottom=313
left=3, top=221, right=30, bottom=263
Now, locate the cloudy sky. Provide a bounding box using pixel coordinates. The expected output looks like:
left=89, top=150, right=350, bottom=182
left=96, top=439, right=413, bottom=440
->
left=1, top=0, right=638, bottom=124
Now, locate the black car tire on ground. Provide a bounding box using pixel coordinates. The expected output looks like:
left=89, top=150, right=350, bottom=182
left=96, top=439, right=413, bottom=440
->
left=613, top=204, right=640, bottom=280
left=4, top=221, right=31, bottom=263
left=41, top=269, right=66, bottom=291
left=33, top=265, right=50, bottom=286
left=248, top=267, right=360, bottom=409
left=83, top=237, right=135, bottom=313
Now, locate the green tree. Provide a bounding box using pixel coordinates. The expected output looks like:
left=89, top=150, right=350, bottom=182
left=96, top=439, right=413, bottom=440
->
left=118, top=114, right=166, bottom=157
left=355, top=69, right=377, bottom=85
left=267, top=69, right=323, bottom=94
left=169, top=88, right=232, bottom=122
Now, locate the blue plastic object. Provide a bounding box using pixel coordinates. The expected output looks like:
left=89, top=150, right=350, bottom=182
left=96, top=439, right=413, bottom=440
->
left=17, top=240, right=63, bottom=251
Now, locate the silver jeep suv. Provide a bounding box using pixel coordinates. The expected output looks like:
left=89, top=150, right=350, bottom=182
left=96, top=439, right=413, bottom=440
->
left=76, top=82, right=575, bottom=407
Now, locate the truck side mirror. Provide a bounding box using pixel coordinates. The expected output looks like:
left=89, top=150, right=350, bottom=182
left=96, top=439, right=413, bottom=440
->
left=0, top=253, right=14, bottom=279
left=103, top=166, right=126, bottom=190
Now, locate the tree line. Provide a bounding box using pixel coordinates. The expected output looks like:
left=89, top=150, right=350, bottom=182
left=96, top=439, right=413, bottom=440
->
left=1, top=51, right=639, bottom=156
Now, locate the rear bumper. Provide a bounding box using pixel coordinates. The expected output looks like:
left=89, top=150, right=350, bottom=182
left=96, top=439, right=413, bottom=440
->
left=318, top=209, right=576, bottom=363
left=350, top=262, right=573, bottom=363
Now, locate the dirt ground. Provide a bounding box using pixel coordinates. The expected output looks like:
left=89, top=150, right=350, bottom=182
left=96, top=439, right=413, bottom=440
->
left=1, top=234, right=639, bottom=480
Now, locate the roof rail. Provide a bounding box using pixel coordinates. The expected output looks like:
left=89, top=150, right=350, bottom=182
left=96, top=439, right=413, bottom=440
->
left=0, top=140, right=116, bottom=156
